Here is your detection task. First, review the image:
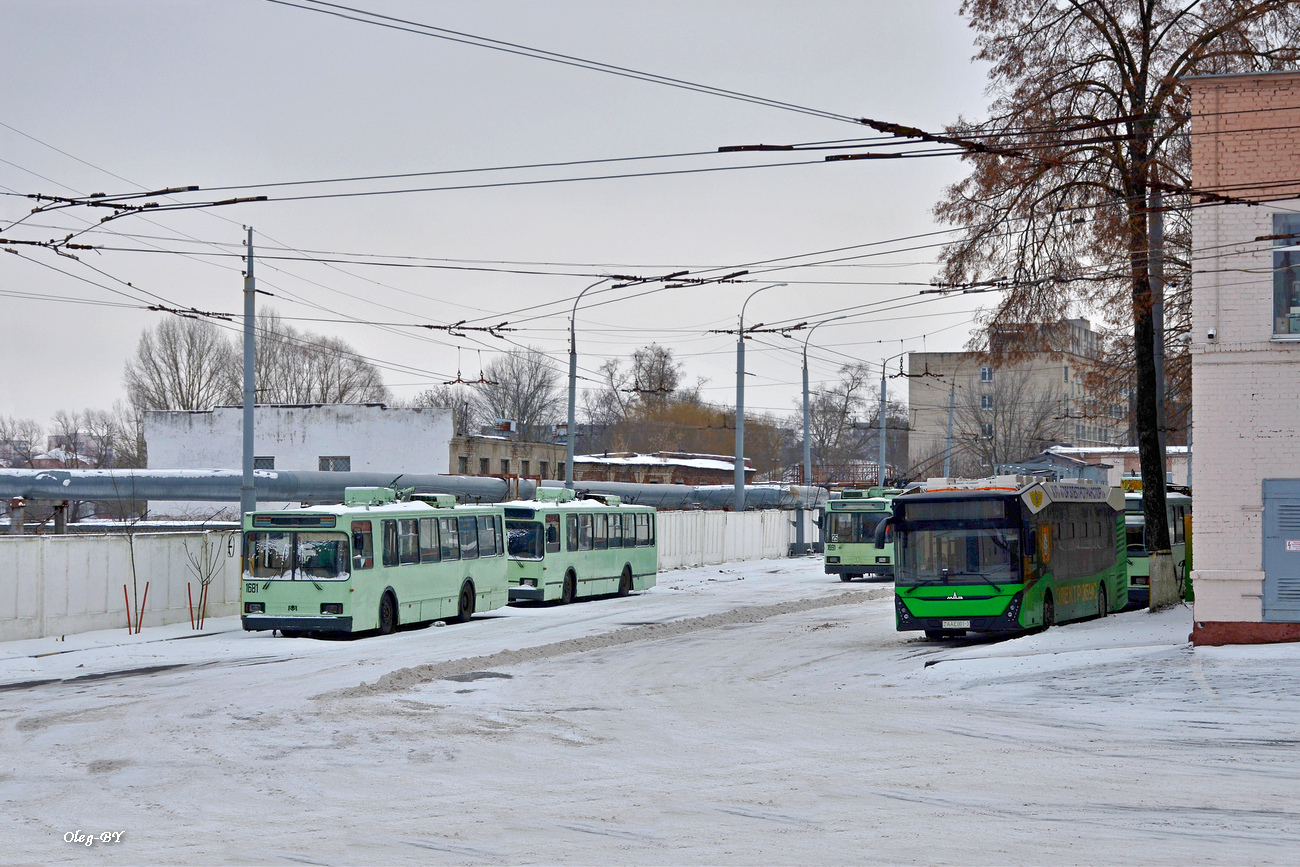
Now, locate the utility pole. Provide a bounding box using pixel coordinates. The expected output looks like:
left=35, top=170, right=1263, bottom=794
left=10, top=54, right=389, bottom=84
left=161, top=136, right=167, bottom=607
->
left=734, top=330, right=746, bottom=511
left=566, top=278, right=609, bottom=490
left=240, top=228, right=257, bottom=519
left=943, top=377, right=956, bottom=478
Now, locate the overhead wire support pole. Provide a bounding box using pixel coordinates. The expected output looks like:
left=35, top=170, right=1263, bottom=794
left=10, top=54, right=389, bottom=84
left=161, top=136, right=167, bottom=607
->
left=240, top=228, right=257, bottom=519
left=878, top=350, right=908, bottom=486
left=800, top=314, right=849, bottom=552
left=567, top=278, right=611, bottom=489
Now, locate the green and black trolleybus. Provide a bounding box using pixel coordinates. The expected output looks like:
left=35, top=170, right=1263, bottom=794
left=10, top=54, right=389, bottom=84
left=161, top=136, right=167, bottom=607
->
left=879, top=476, right=1126, bottom=638
left=241, top=487, right=509, bottom=636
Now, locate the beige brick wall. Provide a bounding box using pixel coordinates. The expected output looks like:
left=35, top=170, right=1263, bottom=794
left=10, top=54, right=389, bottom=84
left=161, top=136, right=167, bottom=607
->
left=1189, top=72, right=1300, bottom=624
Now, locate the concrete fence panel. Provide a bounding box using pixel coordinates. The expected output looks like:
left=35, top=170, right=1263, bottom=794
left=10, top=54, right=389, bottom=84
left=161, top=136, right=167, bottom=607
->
left=0, top=531, right=241, bottom=642
left=657, top=509, right=796, bottom=570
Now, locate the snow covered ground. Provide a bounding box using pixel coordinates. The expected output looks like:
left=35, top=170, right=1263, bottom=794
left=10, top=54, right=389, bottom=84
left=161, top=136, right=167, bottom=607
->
left=3, top=557, right=1298, bottom=865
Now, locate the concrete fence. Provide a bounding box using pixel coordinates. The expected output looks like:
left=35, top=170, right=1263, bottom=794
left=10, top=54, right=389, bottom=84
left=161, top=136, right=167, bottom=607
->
left=0, top=510, right=814, bottom=641
left=0, top=531, right=242, bottom=643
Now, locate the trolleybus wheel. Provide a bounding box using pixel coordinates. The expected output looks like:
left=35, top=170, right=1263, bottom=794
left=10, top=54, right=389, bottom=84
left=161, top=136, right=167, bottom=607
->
left=453, top=581, right=475, bottom=623
left=1097, top=583, right=1108, bottom=619
left=378, top=592, right=397, bottom=635
left=1041, top=590, right=1055, bottom=629
left=840, top=575, right=853, bottom=583
left=280, top=629, right=306, bottom=638
left=561, top=571, right=576, bottom=605
left=618, top=566, right=633, bottom=597
left=924, top=629, right=944, bottom=640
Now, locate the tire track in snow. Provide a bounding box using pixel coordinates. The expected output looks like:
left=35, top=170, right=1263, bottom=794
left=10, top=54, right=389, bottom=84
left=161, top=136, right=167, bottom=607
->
left=324, top=587, right=890, bottom=699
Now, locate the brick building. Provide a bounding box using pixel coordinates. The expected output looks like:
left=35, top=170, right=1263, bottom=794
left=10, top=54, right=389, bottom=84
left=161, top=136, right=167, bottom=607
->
left=1187, top=69, right=1300, bottom=644
left=449, top=435, right=566, bottom=481
left=575, top=452, right=754, bottom=486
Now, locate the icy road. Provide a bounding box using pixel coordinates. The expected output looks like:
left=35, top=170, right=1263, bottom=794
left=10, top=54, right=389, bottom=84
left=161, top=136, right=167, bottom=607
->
left=2, top=558, right=1299, bottom=865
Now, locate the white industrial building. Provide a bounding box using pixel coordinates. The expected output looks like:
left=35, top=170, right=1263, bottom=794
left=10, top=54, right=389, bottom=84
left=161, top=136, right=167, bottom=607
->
left=145, top=404, right=453, bottom=517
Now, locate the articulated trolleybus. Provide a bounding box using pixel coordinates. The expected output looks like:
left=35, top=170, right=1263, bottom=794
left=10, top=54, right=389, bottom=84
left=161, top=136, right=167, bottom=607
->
left=505, top=488, right=657, bottom=603
left=823, top=487, right=903, bottom=581
left=242, top=487, right=509, bottom=636
left=879, top=477, right=1126, bottom=638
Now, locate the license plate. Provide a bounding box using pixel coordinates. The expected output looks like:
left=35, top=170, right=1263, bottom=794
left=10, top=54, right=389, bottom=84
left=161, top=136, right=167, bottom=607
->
left=942, top=620, right=970, bottom=629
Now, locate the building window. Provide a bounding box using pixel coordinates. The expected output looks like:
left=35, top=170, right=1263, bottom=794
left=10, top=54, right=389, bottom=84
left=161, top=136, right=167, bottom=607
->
left=1063, top=366, right=1069, bottom=382
left=520, top=460, right=530, bottom=476
left=319, top=456, right=350, bottom=472
left=980, top=423, right=994, bottom=439
left=539, top=460, right=549, bottom=479
left=980, top=395, right=994, bottom=411
left=479, top=457, right=490, bottom=475
left=979, top=366, right=993, bottom=382
left=458, top=455, right=469, bottom=474
left=500, top=458, right=511, bottom=475
left=253, top=456, right=275, bottom=470
left=1274, top=214, right=1300, bottom=336
left=558, top=462, right=566, bottom=480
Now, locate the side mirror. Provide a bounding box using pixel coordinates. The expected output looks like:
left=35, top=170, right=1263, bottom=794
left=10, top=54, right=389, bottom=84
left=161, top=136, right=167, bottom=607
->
left=1025, top=528, right=1037, bottom=557
left=873, top=518, right=892, bottom=549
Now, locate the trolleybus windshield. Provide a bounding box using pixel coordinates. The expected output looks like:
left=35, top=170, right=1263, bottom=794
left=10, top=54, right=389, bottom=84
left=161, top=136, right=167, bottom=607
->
left=895, top=498, right=1020, bottom=588
left=246, top=531, right=351, bottom=581
left=828, top=511, right=886, bottom=543
left=506, top=520, right=544, bottom=559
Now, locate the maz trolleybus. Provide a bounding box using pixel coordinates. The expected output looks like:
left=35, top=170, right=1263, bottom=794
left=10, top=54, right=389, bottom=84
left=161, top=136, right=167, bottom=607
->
left=504, top=488, right=657, bottom=603
left=823, top=487, right=903, bottom=581
left=241, top=487, right=509, bottom=637
left=879, top=477, right=1126, bottom=639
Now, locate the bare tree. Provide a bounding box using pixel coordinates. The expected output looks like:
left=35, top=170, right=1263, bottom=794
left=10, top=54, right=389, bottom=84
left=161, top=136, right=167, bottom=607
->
left=410, top=384, right=475, bottom=436
left=471, top=347, right=563, bottom=440
left=124, top=316, right=240, bottom=411
left=802, top=363, right=876, bottom=464
left=933, top=0, right=1300, bottom=550
left=0, top=415, right=44, bottom=468
left=254, top=310, right=389, bottom=405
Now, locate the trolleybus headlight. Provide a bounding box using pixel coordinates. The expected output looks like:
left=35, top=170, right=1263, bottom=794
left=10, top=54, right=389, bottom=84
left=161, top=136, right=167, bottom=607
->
left=320, top=603, right=343, bottom=615
left=245, top=602, right=264, bottom=614
left=522, top=578, right=537, bottom=587
left=826, top=556, right=840, bottom=564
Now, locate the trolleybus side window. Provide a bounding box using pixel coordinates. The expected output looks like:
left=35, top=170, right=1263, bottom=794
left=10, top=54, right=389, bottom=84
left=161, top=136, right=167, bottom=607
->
left=478, top=515, right=500, bottom=557
left=545, top=514, right=560, bottom=553
left=578, top=514, right=593, bottom=550
left=610, top=514, right=623, bottom=548
left=351, top=521, right=374, bottom=570
left=382, top=520, right=399, bottom=567
left=459, top=515, right=480, bottom=560
left=637, top=513, right=651, bottom=546
left=593, top=514, right=608, bottom=550
left=418, top=517, right=441, bottom=563
left=623, top=515, right=637, bottom=548
left=398, top=519, right=420, bottom=565
left=439, top=516, right=460, bottom=560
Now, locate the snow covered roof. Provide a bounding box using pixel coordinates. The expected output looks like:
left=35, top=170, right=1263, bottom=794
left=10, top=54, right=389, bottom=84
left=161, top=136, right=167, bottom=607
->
left=1048, top=445, right=1190, bottom=456
left=576, top=453, right=751, bottom=472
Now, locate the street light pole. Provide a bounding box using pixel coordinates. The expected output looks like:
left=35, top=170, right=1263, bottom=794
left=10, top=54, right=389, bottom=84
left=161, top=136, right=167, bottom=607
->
left=566, top=278, right=610, bottom=489
left=240, top=227, right=257, bottom=519
left=734, top=283, right=786, bottom=512
left=798, top=314, right=848, bottom=553
left=878, top=350, right=908, bottom=487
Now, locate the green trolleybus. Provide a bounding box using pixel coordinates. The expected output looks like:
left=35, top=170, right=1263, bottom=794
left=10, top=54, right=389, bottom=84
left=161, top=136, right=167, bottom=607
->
left=823, top=487, right=903, bottom=581
left=505, top=489, right=657, bottom=603
left=1124, top=488, right=1192, bottom=607
left=241, top=487, right=508, bottom=636
left=880, top=477, right=1126, bottom=638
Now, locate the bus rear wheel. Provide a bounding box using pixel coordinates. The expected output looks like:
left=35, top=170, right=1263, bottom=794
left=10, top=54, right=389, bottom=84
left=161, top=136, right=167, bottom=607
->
left=453, top=581, right=475, bottom=623
left=377, top=592, right=397, bottom=635
left=839, top=575, right=853, bottom=582
left=1041, top=591, right=1055, bottom=629
left=561, top=571, right=576, bottom=605
left=618, top=566, right=632, bottom=597
left=1097, top=583, right=1108, bottom=619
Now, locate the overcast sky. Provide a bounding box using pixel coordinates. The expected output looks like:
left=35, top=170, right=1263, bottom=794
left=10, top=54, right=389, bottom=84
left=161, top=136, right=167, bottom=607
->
left=1, top=1, right=993, bottom=426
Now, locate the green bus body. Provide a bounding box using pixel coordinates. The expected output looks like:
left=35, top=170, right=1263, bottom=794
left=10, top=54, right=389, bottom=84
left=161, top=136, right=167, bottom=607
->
left=505, top=498, right=657, bottom=603
left=241, top=493, right=508, bottom=636
left=891, top=481, right=1127, bottom=637
left=823, top=488, right=902, bottom=581
left=1124, top=491, right=1193, bottom=607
